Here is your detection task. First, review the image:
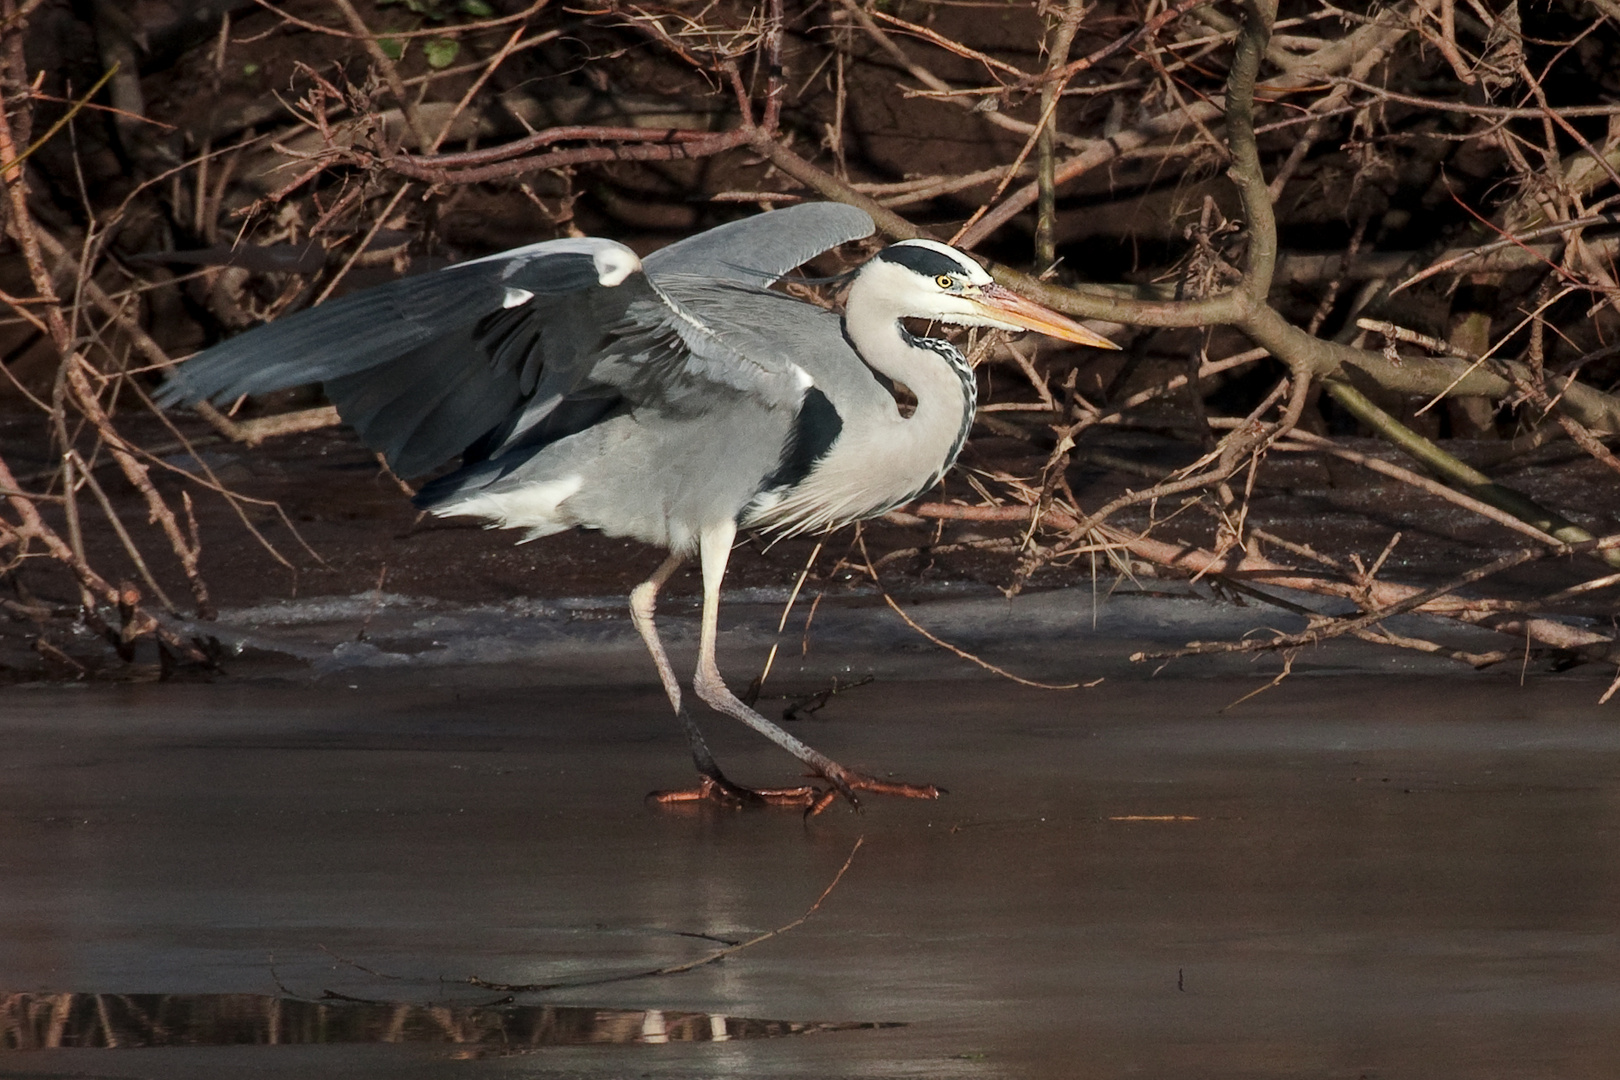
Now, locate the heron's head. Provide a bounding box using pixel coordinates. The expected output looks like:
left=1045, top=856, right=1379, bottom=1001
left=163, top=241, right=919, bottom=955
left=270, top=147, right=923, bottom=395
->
left=860, top=239, right=1118, bottom=350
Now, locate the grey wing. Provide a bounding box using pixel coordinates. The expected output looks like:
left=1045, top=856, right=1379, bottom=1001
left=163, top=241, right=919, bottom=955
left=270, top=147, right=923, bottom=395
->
left=157, top=233, right=828, bottom=480
left=642, top=202, right=873, bottom=286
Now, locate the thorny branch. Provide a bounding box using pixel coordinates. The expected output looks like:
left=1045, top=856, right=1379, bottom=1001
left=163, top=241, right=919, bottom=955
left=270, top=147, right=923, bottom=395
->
left=0, top=27, right=210, bottom=666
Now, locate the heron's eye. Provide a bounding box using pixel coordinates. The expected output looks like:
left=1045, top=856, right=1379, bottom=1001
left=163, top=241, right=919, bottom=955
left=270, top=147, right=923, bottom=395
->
left=935, top=274, right=955, bottom=289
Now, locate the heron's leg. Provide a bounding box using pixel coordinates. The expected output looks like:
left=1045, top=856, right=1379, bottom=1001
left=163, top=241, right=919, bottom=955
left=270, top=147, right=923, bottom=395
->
left=628, top=553, right=715, bottom=768
left=628, top=552, right=687, bottom=709
left=689, top=521, right=943, bottom=814
left=632, top=550, right=816, bottom=808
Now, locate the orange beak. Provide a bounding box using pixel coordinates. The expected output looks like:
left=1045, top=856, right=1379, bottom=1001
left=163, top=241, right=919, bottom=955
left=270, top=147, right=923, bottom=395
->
left=973, top=283, right=1120, bottom=350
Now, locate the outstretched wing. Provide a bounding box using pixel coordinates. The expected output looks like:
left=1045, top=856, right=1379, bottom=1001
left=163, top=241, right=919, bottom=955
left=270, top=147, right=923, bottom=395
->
left=158, top=207, right=867, bottom=479
left=157, top=239, right=630, bottom=407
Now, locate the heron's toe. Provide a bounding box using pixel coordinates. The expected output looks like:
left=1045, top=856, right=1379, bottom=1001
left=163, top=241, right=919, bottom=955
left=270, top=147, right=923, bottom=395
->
left=647, top=774, right=821, bottom=810
left=848, top=775, right=945, bottom=800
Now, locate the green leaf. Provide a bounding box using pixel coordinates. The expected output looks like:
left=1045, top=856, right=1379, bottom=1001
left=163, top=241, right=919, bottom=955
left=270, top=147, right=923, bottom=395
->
left=241, top=61, right=261, bottom=77
left=459, top=0, right=495, bottom=15
left=423, top=38, right=460, bottom=68
left=377, top=36, right=405, bottom=61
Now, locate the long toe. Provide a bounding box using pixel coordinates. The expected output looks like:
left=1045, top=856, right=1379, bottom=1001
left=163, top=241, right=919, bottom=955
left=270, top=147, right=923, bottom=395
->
left=647, top=774, right=821, bottom=809
left=848, top=773, right=945, bottom=800
left=805, top=766, right=942, bottom=817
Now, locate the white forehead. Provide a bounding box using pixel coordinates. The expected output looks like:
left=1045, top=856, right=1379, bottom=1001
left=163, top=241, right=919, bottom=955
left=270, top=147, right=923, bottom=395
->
left=889, top=238, right=993, bottom=284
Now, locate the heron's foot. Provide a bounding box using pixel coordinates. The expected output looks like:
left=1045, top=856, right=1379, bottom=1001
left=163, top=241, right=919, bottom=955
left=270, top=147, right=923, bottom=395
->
left=647, top=773, right=820, bottom=809
left=806, top=768, right=945, bottom=818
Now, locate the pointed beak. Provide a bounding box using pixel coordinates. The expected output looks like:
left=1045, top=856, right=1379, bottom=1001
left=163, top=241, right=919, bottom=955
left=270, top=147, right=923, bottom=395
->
left=972, top=284, right=1120, bottom=350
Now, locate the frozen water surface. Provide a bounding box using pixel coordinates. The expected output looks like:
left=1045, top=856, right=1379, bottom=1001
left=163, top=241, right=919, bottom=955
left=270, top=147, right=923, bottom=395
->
left=2, top=589, right=1618, bottom=1078
left=193, top=581, right=1525, bottom=678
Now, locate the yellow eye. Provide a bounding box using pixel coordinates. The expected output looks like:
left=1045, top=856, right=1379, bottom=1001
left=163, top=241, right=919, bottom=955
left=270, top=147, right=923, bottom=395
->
left=935, top=274, right=954, bottom=289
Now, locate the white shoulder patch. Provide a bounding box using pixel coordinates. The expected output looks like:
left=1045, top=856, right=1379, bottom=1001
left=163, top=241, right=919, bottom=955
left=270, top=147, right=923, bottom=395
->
left=789, top=363, right=813, bottom=391
left=502, top=287, right=534, bottom=308
left=593, top=246, right=641, bottom=287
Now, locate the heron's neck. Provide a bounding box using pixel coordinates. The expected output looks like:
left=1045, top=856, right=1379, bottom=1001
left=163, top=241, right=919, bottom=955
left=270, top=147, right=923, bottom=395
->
left=744, top=296, right=977, bottom=534
left=841, top=293, right=976, bottom=485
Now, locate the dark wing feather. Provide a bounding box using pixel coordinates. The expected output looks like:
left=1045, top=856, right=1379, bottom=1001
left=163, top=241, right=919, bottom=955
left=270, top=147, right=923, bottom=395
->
left=156, top=245, right=610, bottom=408
left=322, top=343, right=527, bottom=477
left=157, top=238, right=644, bottom=476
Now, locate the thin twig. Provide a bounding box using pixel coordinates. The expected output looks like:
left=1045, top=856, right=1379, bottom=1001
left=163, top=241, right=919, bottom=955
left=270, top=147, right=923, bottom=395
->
left=465, top=838, right=866, bottom=993
left=856, top=534, right=1079, bottom=690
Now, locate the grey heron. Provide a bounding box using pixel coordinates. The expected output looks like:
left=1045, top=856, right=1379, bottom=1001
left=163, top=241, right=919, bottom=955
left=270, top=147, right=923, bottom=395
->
left=160, top=203, right=1117, bottom=813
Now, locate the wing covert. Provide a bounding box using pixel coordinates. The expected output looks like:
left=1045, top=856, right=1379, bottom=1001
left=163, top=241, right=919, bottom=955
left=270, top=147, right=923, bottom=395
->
left=642, top=203, right=873, bottom=286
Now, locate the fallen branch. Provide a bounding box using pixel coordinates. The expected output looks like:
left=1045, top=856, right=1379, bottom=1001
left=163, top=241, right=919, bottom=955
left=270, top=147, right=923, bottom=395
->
left=912, top=501, right=1620, bottom=667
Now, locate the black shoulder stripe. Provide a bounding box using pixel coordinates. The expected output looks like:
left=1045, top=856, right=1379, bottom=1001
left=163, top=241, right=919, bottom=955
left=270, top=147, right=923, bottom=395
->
left=758, top=387, right=842, bottom=494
